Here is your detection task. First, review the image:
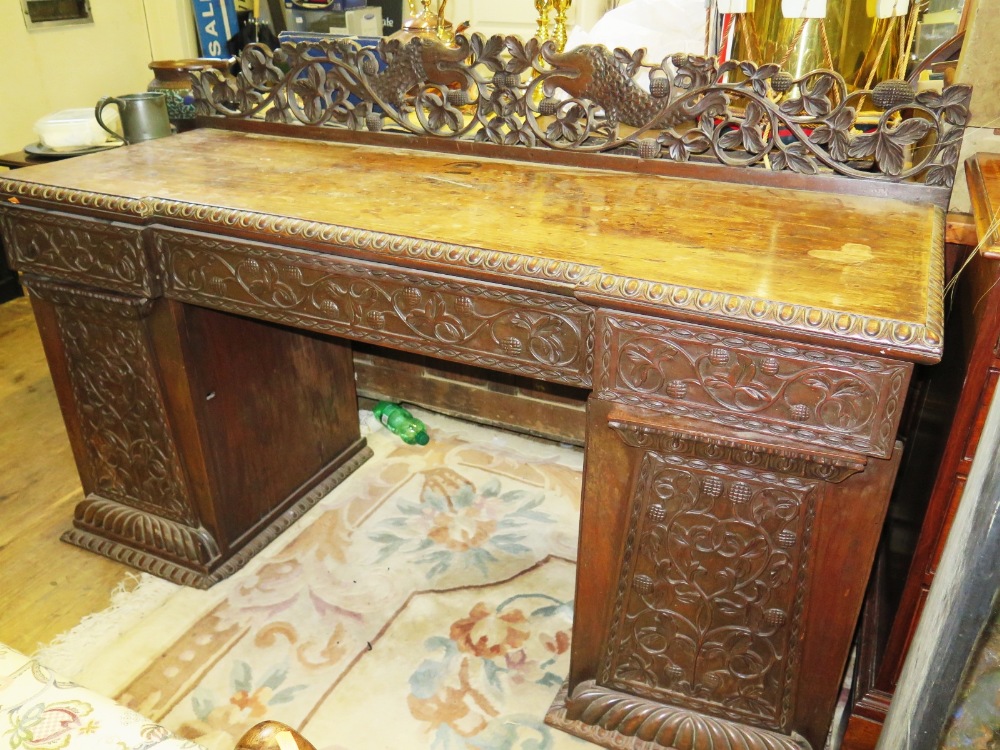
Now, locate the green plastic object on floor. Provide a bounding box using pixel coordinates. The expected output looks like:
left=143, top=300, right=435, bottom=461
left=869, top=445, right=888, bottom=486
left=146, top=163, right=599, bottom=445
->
left=373, top=401, right=431, bottom=445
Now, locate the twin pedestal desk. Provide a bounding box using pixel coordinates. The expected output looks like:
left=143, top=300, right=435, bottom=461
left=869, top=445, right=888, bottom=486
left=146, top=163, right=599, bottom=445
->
left=0, top=128, right=943, bottom=750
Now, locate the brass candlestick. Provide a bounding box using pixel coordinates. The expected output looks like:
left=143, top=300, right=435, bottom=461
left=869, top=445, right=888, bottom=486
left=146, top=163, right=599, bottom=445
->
left=552, top=0, right=572, bottom=52
left=401, top=0, right=454, bottom=45
left=534, top=0, right=553, bottom=42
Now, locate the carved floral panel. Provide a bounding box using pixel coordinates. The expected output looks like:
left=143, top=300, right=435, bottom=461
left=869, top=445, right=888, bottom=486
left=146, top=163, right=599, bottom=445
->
left=32, top=281, right=195, bottom=526
left=600, top=438, right=817, bottom=731
left=154, top=230, right=594, bottom=387
left=0, top=206, right=155, bottom=296
left=597, top=312, right=908, bottom=458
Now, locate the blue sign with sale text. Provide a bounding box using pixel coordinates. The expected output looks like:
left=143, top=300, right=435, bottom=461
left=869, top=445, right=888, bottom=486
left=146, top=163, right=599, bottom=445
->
left=192, top=0, right=239, bottom=58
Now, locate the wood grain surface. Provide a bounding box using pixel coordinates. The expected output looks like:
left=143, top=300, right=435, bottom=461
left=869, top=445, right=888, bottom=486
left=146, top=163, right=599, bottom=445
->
left=0, top=129, right=943, bottom=362
left=0, top=297, right=128, bottom=654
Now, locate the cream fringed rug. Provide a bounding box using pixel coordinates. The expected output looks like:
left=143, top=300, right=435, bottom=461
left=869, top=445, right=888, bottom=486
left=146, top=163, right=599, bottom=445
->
left=38, top=411, right=595, bottom=750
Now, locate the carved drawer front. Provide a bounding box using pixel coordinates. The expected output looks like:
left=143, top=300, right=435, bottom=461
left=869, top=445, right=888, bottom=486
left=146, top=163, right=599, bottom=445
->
left=152, top=228, right=594, bottom=387
left=599, top=411, right=864, bottom=733
left=0, top=206, right=155, bottom=296
left=596, top=310, right=910, bottom=459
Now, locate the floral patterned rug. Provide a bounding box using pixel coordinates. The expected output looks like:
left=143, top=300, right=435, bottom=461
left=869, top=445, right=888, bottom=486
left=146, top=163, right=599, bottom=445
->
left=49, top=411, right=595, bottom=750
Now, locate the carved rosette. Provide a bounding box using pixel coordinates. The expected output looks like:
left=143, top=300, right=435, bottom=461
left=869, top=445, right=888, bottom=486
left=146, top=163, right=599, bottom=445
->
left=153, top=230, right=594, bottom=386
left=28, top=280, right=195, bottom=526
left=0, top=207, right=156, bottom=296
left=599, top=425, right=819, bottom=730
left=546, top=680, right=812, bottom=750
left=597, top=312, right=909, bottom=458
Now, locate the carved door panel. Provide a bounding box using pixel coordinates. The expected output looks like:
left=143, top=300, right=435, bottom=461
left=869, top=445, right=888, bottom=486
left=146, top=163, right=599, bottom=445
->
left=550, top=400, right=870, bottom=750
left=599, top=419, right=822, bottom=732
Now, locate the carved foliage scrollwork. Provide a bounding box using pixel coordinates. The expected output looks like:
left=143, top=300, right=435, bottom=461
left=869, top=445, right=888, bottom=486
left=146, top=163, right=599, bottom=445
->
left=598, top=313, right=907, bottom=458
left=191, top=35, right=970, bottom=185
left=155, top=231, right=594, bottom=386
left=600, top=438, right=817, bottom=730
left=29, top=281, right=195, bottom=526
left=0, top=208, right=155, bottom=296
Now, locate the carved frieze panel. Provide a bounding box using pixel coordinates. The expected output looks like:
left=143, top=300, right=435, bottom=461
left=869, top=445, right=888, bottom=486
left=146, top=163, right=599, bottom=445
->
left=596, top=312, right=909, bottom=458
left=0, top=206, right=156, bottom=296
left=153, top=229, right=594, bottom=387
left=609, top=414, right=866, bottom=484
left=600, top=422, right=819, bottom=731
left=28, top=280, right=195, bottom=526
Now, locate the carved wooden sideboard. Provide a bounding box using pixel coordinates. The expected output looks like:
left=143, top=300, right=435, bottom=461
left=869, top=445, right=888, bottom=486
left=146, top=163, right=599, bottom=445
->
left=0, top=127, right=944, bottom=750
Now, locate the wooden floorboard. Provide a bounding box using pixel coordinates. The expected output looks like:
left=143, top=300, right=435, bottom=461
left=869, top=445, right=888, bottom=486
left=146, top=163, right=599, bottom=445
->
left=0, top=296, right=130, bottom=655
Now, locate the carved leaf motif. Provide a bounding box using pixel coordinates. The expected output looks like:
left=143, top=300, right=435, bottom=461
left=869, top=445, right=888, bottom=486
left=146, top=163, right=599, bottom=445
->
left=925, top=162, right=956, bottom=188
left=419, top=90, right=464, bottom=133
left=614, top=47, right=645, bottom=78
left=739, top=62, right=780, bottom=97
left=769, top=142, right=818, bottom=175
left=243, top=45, right=279, bottom=88
left=504, top=36, right=538, bottom=74
left=546, top=106, right=584, bottom=142
left=848, top=118, right=932, bottom=176
left=916, top=84, right=972, bottom=126
left=778, top=74, right=833, bottom=118
left=808, top=106, right=855, bottom=161
left=718, top=101, right=767, bottom=154
left=471, top=34, right=506, bottom=72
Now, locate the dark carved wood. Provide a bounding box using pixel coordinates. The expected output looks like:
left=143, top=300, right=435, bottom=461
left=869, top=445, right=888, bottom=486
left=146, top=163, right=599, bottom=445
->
left=546, top=680, right=810, bottom=750
left=0, top=128, right=942, bottom=749
left=153, top=228, right=594, bottom=387
left=27, top=279, right=195, bottom=525
left=597, top=311, right=911, bottom=459
left=21, top=272, right=371, bottom=587
left=192, top=36, right=970, bottom=187
left=600, top=451, right=816, bottom=730
left=0, top=206, right=156, bottom=297
left=61, top=446, right=371, bottom=588
left=595, top=411, right=863, bottom=737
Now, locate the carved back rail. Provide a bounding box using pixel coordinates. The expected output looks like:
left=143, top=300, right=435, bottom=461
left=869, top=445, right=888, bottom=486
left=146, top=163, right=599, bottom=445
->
left=191, top=34, right=971, bottom=190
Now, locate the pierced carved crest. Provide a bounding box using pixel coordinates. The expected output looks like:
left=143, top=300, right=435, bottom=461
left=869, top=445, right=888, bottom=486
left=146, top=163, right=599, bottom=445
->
left=192, top=34, right=971, bottom=186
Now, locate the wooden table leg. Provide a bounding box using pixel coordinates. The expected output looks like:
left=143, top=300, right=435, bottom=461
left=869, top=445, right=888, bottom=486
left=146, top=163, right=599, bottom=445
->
left=27, top=277, right=370, bottom=588
left=548, top=398, right=900, bottom=750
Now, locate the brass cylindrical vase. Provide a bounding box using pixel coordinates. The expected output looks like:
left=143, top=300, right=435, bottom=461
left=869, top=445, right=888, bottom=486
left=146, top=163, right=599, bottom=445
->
left=731, top=0, right=908, bottom=88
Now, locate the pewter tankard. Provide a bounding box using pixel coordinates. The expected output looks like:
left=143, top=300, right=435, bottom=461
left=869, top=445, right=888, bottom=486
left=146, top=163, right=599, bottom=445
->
left=95, top=92, right=171, bottom=144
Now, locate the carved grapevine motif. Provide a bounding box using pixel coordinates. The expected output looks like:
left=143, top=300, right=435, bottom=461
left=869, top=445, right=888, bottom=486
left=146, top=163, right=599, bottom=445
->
left=599, top=314, right=907, bottom=458
left=601, top=448, right=816, bottom=730
left=156, top=233, right=593, bottom=386
left=618, top=334, right=877, bottom=430
left=191, top=35, right=970, bottom=185
left=34, top=283, right=195, bottom=525
left=0, top=208, right=154, bottom=296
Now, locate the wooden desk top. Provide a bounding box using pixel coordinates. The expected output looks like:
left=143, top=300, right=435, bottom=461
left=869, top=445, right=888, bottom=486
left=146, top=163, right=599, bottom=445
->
left=0, top=128, right=944, bottom=362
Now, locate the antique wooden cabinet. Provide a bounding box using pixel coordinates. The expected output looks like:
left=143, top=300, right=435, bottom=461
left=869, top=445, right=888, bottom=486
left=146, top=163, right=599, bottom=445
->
left=0, top=127, right=944, bottom=750
left=0, top=33, right=969, bottom=750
